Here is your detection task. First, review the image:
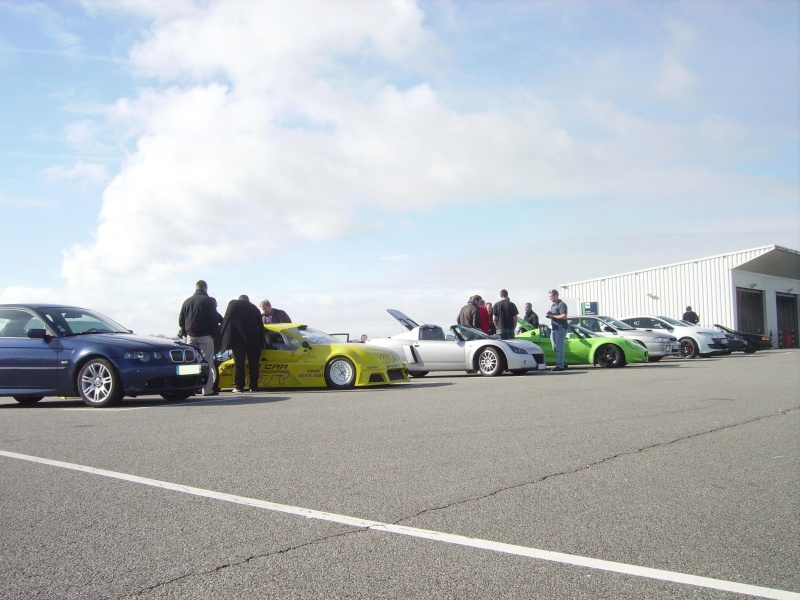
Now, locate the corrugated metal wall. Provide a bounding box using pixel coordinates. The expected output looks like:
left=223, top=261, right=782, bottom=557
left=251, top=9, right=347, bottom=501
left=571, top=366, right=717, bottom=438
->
left=561, top=247, right=773, bottom=328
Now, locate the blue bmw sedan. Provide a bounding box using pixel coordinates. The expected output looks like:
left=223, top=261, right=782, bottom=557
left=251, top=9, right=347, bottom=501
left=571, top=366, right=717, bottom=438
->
left=0, top=304, right=208, bottom=407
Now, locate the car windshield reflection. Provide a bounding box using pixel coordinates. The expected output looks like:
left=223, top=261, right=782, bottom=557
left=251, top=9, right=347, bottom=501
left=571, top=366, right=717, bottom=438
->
left=39, top=307, right=131, bottom=336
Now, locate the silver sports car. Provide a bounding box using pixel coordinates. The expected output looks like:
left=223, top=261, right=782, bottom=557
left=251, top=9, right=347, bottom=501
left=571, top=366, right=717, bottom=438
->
left=365, top=309, right=546, bottom=377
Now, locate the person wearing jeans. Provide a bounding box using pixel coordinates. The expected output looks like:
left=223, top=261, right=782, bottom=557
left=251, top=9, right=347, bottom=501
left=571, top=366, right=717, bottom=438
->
left=547, top=289, right=569, bottom=371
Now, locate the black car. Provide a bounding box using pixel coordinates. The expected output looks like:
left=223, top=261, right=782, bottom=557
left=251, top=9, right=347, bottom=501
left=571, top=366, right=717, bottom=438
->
left=713, top=324, right=772, bottom=354
left=0, top=304, right=208, bottom=407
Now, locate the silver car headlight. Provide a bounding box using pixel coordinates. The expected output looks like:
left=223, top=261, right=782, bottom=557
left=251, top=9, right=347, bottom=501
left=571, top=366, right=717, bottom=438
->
left=124, top=350, right=154, bottom=362
left=653, top=336, right=671, bottom=342
left=697, top=332, right=714, bottom=338
left=509, top=345, right=529, bottom=354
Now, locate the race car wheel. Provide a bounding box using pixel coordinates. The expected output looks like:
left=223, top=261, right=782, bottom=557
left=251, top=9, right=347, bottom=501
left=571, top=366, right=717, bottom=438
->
left=160, top=392, right=194, bottom=401
left=77, top=358, right=123, bottom=407
left=13, top=395, right=44, bottom=404
left=408, top=371, right=429, bottom=378
left=477, top=347, right=504, bottom=376
left=596, top=344, right=625, bottom=368
left=678, top=337, right=699, bottom=359
left=325, top=357, right=356, bottom=389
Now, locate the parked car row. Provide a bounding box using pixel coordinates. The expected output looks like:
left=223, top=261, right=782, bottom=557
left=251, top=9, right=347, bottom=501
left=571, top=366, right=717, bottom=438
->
left=0, top=303, right=773, bottom=407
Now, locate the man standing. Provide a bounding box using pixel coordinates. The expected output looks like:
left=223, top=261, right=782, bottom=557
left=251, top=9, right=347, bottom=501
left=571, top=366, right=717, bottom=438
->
left=492, top=289, right=519, bottom=340
left=221, top=295, right=264, bottom=393
left=178, top=280, right=223, bottom=396
left=546, top=289, right=569, bottom=371
left=522, top=302, right=539, bottom=328
left=457, top=296, right=481, bottom=329
left=259, top=299, right=292, bottom=324
left=682, top=306, right=699, bottom=324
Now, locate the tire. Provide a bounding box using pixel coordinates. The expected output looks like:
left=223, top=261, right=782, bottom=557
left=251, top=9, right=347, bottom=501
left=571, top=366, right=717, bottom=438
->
left=77, top=358, right=123, bottom=407
left=408, top=371, right=429, bottom=378
left=324, top=357, right=356, bottom=389
left=477, top=347, right=504, bottom=376
left=160, top=392, right=194, bottom=401
left=678, top=337, right=699, bottom=359
left=13, top=396, right=44, bottom=404
left=647, top=356, right=663, bottom=362
left=744, top=341, right=757, bottom=354
left=596, top=344, right=625, bottom=368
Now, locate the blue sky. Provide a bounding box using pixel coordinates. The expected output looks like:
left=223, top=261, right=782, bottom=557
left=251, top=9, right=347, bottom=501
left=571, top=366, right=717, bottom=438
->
left=1, top=0, right=798, bottom=337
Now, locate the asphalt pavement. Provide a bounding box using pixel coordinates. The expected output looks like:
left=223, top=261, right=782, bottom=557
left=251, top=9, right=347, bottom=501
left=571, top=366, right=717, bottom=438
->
left=1, top=350, right=798, bottom=599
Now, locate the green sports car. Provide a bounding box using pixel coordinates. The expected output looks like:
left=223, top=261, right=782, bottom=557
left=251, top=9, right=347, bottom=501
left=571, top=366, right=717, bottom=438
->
left=515, top=319, right=648, bottom=368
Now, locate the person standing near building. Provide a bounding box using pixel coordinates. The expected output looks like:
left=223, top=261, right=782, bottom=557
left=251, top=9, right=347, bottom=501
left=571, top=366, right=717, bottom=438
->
left=178, top=280, right=223, bottom=396
left=260, top=299, right=292, bottom=324
left=221, top=295, right=264, bottom=393
left=492, top=289, right=519, bottom=340
left=457, top=296, right=481, bottom=329
left=546, top=289, right=569, bottom=371
left=682, top=306, right=699, bottom=324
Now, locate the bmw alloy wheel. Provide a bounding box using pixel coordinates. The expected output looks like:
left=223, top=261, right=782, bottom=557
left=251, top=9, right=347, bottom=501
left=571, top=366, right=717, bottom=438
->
left=77, top=358, right=123, bottom=407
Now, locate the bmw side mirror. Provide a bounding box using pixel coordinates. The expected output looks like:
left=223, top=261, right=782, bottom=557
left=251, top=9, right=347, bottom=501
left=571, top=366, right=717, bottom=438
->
left=27, top=328, right=49, bottom=339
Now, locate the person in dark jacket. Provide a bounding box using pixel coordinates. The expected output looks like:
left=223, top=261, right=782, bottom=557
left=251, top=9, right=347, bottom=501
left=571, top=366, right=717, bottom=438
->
left=682, top=306, right=700, bottom=324
left=522, top=302, right=539, bottom=329
left=220, top=295, right=264, bottom=393
left=492, top=289, right=519, bottom=340
left=178, top=280, right=223, bottom=396
left=259, top=299, right=292, bottom=324
left=457, top=297, right=481, bottom=329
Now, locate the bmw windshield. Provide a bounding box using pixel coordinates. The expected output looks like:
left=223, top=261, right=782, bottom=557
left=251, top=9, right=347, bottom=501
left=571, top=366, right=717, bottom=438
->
left=38, top=306, right=131, bottom=336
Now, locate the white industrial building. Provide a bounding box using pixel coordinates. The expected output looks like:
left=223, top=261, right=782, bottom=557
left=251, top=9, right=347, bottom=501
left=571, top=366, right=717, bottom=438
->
left=559, top=245, right=800, bottom=349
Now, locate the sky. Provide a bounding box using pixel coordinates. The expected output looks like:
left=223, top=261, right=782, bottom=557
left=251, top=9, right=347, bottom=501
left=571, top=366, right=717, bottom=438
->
left=1, top=0, right=798, bottom=338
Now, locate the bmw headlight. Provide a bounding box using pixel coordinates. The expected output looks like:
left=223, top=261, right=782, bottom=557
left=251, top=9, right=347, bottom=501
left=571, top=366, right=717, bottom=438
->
left=124, top=350, right=152, bottom=363
left=509, top=345, right=529, bottom=354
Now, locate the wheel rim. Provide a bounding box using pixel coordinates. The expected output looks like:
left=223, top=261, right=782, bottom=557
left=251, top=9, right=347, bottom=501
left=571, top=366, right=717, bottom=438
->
left=478, top=349, right=498, bottom=374
left=598, top=345, right=620, bottom=367
left=679, top=339, right=695, bottom=358
left=329, top=360, right=354, bottom=386
left=81, top=362, right=114, bottom=404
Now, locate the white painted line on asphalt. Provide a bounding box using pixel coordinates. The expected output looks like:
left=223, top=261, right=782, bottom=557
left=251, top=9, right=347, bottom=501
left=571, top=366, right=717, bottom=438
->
left=1, top=449, right=797, bottom=600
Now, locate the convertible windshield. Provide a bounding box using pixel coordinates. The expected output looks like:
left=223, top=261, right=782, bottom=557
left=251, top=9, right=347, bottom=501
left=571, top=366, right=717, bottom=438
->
left=290, top=326, right=342, bottom=345
left=600, top=316, right=636, bottom=330
left=659, top=316, right=689, bottom=327
left=38, top=306, right=131, bottom=336
left=453, top=325, right=490, bottom=341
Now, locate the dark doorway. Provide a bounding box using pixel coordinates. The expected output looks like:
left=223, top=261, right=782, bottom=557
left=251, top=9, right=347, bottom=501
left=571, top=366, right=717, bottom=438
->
left=736, top=288, right=765, bottom=333
left=776, top=293, right=798, bottom=348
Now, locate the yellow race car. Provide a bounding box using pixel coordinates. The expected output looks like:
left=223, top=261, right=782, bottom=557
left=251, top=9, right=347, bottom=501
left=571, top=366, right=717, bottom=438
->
left=216, top=324, right=409, bottom=390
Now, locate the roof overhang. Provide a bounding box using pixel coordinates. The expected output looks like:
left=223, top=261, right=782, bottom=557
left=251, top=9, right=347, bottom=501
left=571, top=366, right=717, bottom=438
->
left=732, top=246, right=800, bottom=279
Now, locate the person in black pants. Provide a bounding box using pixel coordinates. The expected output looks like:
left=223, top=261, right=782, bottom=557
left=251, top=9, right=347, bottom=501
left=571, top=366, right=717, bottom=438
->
left=220, top=295, right=263, bottom=392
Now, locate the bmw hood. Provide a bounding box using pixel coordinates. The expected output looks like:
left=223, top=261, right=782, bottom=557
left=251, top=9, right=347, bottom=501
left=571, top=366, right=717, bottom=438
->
left=66, top=333, right=192, bottom=350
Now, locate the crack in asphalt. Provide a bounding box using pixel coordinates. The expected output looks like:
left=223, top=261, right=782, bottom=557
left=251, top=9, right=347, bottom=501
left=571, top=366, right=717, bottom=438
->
left=124, top=406, right=798, bottom=597
left=390, top=406, right=800, bottom=526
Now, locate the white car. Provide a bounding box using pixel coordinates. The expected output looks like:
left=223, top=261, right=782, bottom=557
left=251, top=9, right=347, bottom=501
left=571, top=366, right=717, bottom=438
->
left=567, top=315, right=680, bottom=362
left=620, top=316, right=728, bottom=359
left=366, top=309, right=547, bottom=376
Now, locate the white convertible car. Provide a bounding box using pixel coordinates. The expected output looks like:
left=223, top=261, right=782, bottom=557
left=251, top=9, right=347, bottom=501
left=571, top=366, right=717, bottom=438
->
left=365, top=309, right=547, bottom=377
